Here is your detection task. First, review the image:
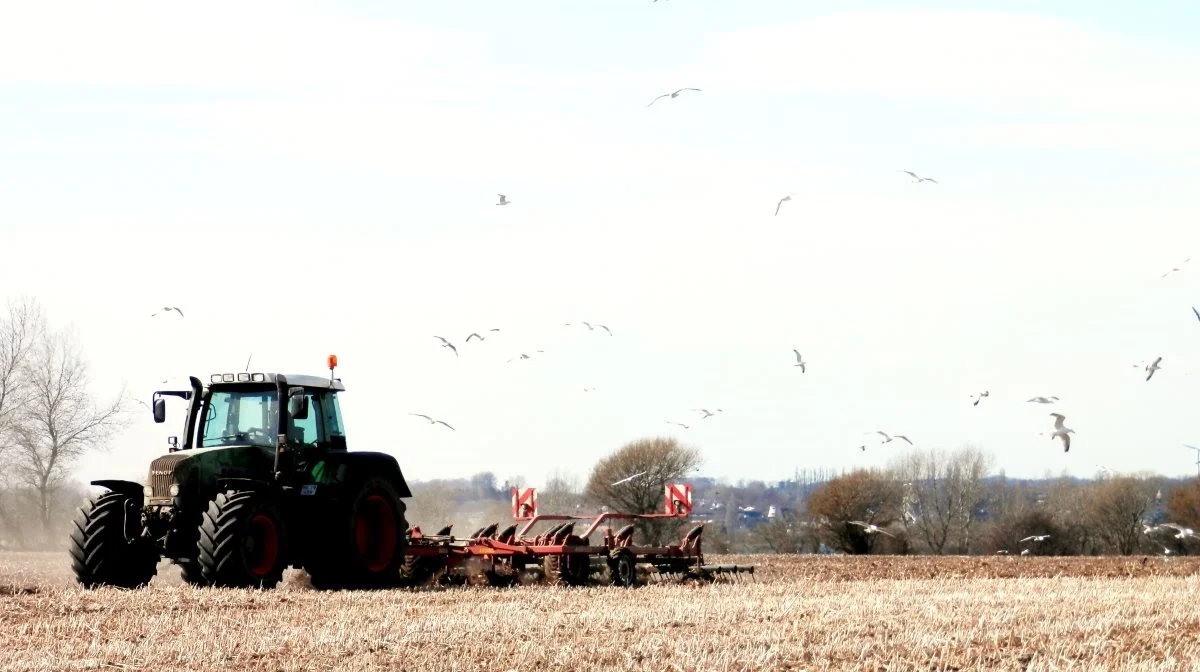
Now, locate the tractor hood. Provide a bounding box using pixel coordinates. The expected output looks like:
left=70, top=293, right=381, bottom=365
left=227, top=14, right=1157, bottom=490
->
left=145, top=444, right=275, bottom=504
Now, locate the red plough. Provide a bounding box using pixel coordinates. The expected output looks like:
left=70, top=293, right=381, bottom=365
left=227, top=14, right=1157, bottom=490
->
left=400, top=483, right=755, bottom=587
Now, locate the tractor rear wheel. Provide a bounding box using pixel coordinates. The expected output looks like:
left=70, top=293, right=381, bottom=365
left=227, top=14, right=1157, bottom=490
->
left=543, top=535, right=590, bottom=587
left=197, top=490, right=288, bottom=589
left=307, top=476, right=407, bottom=590
left=69, top=491, right=159, bottom=589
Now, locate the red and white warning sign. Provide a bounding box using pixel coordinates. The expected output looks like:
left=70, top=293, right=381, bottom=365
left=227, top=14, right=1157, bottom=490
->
left=511, top=487, right=538, bottom=519
left=664, top=483, right=693, bottom=516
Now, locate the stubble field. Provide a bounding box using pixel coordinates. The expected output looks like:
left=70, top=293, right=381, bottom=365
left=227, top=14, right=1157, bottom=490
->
left=2, top=552, right=1199, bottom=671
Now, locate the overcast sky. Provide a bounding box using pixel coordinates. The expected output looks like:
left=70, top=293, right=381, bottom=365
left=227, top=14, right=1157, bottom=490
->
left=2, top=1, right=1200, bottom=488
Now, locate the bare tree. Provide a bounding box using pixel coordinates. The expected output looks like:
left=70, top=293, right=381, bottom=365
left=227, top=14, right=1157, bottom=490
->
left=0, top=298, right=43, bottom=547
left=11, top=326, right=127, bottom=531
left=584, top=436, right=702, bottom=544
left=807, top=469, right=902, bottom=554
left=539, top=469, right=584, bottom=515
left=1087, top=476, right=1153, bottom=555
left=890, top=446, right=993, bottom=554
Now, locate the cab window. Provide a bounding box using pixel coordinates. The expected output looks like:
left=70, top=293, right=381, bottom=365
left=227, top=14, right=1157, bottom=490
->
left=288, top=391, right=323, bottom=451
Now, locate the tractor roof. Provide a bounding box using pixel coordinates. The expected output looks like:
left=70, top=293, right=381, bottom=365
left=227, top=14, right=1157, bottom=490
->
left=208, top=372, right=345, bottom=391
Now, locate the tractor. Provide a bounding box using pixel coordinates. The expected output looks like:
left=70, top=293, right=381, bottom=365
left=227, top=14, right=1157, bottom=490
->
left=68, top=356, right=412, bottom=590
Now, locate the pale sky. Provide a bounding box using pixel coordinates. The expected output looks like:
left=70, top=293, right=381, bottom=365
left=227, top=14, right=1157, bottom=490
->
left=2, top=1, right=1200, bottom=488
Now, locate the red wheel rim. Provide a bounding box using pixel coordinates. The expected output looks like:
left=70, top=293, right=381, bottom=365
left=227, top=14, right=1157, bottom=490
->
left=354, top=494, right=397, bottom=572
left=247, top=514, right=279, bottom=577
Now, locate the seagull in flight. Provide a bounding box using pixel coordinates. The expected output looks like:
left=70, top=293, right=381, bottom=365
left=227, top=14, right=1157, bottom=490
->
left=1027, top=396, right=1059, bottom=404
left=433, top=336, right=458, bottom=356
left=792, top=349, right=806, bottom=372
left=1143, top=356, right=1163, bottom=381
left=1157, top=523, right=1197, bottom=540
left=694, top=408, right=724, bottom=419
left=1019, top=534, right=1051, bottom=543
left=1192, top=307, right=1200, bottom=323
left=496, top=194, right=510, bottom=205
left=506, top=350, right=543, bottom=363
left=971, top=390, right=990, bottom=406
left=1050, top=413, right=1073, bottom=452
left=611, top=471, right=649, bottom=487
left=666, top=421, right=690, bottom=430
left=1161, top=258, right=1189, bottom=277
left=775, top=195, right=791, bottom=216
left=151, top=307, right=185, bottom=317
left=647, top=87, right=701, bottom=106
left=464, top=329, right=500, bottom=343
left=409, top=413, right=455, bottom=431
left=900, top=170, right=937, bottom=184
left=849, top=521, right=895, bottom=537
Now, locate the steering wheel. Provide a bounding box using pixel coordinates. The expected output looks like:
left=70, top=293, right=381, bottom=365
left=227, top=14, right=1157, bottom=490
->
left=245, top=427, right=270, bottom=444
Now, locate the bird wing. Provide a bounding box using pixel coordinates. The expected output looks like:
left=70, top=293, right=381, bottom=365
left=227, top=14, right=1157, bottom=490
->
left=1193, top=307, right=1200, bottom=322
left=409, top=413, right=432, bottom=421
left=896, top=435, right=913, bottom=444
left=466, top=333, right=482, bottom=342
left=1152, top=356, right=1163, bottom=366
left=849, top=521, right=868, bottom=528
left=923, top=178, right=938, bottom=184
left=448, top=343, right=458, bottom=355
left=1018, top=535, right=1036, bottom=542
left=1060, top=432, right=1070, bottom=452
left=799, top=363, right=805, bottom=373
left=877, top=528, right=896, bottom=537
left=875, top=431, right=891, bottom=439
left=434, top=335, right=449, bottom=345
left=599, top=325, right=612, bottom=335
left=435, top=420, right=455, bottom=431
left=582, top=321, right=593, bottom=329
left=675, top=88, right=701, bottom=94
left=775, top=199, right=784, bottom=216
left=171, top=307, right=184, bottom=317
left=1051, top=414, right=1065, bottom=430
left=793, top=349, right=802, bottom=363
left=647, top=94, right=669, bottom=106
left=902, top=171, right=919, bottom=179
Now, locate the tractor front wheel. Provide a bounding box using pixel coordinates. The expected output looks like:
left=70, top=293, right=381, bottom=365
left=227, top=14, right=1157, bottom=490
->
left=544, top=535, right=591, bottom=587
left=197, top=490, right=288, bottom=589
left=69, top=491, right=159, bottom=589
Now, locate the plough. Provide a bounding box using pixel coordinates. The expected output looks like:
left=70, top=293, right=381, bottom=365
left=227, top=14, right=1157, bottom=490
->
left=400, top=483, right=755, bottom=587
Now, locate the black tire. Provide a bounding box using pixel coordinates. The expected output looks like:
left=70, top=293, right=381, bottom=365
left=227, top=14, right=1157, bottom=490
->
left=69, top=491, right=158, bottom=589
left=197, top=490, right=288, bottom=589
left=608, top=548, right=638, bottom=587
left=307, top=476, right=408, bottom=590
left=543, top=534, right=590, bottom=587
left=178, top=558, right=208, bottom=586
left=401, top=555, right=439, bottom=587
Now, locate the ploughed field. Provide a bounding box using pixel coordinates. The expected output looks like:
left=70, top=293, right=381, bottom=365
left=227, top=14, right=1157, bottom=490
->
left=2, top=552, right=1200, bottom=671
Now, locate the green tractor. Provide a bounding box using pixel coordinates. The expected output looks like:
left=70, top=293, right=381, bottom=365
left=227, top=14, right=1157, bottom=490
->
left=69, top=357, right=412, bottom=590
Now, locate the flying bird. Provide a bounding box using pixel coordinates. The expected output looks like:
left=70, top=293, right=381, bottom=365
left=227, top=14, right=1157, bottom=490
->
left=433, top=336, right=458, bottom=356
left=1019, top=534, right=1051, bottom=543
left=496, top=194, right=510, bottom=205
left=900, top=170, right=937, bottom=184
left=666, top=421, right=690, bottom=430
left=1027, top=396, right=1059, bottom=404
left=611, top=471, right=649, bottom=487
left=694, top=408, right=724, bottom=419
left=409, top=413, right=455, bottom=431
left=793, top=349, right=806, bottom=372
left=775, top=195, right=791, bottom=216
left=849, top=521, right=895, bottom=537
left=1049, top=413, right=1074, bottom=452
left=874, top=431, right=893, bottom=443
left=1161, top=258, right=1189, bottom=277
left=1157, top=523, right=1197, bottom=540
left=892, top=435, right=913, bottom=445
left=151, top=307, right=184, bottom=317
left=1144, top=356, right=1163, bottom=381
left=971, top=390, right=990, bottom=406
left=647, top=88, right=701, bottom=106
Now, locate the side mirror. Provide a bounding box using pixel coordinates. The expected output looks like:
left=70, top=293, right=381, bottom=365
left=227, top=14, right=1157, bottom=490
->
left=288, top=387, right=309, bottom=420
left=152, top=398, right=166, bottom=424
left=329, top=434, right=347, bottom=451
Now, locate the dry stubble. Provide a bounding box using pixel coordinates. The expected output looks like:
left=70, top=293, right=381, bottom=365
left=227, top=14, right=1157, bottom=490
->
left=1, top=552, right=1199, bottom=671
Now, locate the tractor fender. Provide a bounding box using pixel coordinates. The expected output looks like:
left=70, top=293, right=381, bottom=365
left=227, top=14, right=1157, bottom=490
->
left=91, top=479, right=145, bottom=500
left=215, top=477, right=273, bottom=493
left=319, top=451, right=412, bottom=498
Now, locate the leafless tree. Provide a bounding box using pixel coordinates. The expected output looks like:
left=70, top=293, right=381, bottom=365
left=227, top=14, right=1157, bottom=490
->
left=585, top=436, right=702, bottom=544
left=11, top=326, right=127, bottom=530
left=890, top=445, right=994, bottom=554
left=1086, top=476, right=1153, bottom=555
left=0, top=298, right=43, bottom=546
left=539, top=469, right=584, bottom=515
